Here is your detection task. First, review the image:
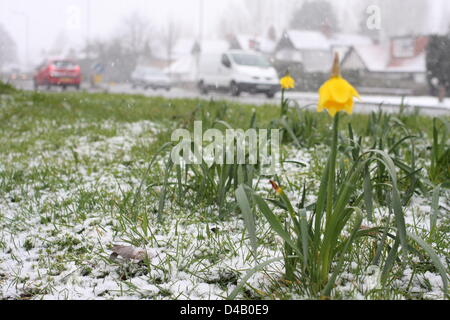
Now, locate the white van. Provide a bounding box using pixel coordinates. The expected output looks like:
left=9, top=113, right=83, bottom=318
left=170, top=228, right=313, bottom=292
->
left=197, top=50, right=280, bottom=98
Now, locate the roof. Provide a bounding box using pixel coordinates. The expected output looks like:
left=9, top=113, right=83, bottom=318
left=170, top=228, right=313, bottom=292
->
left=283, top=30, right=331, bottom=51
left=386, top=54, right=426, bottom=73
left=329, top=33, right=373, bottom=47
left=343, top=44, right=426, bottom=73
left=199, top=40, right=230, bottom=54
left=280, top=31, right=373, bottom=53
left=351, top=45, right=391, bottom=72
left=234, top=34, right=276, bottom=53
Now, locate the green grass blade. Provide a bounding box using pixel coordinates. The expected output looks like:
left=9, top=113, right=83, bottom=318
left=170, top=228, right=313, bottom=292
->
left=227, top=257, right=283, bottom=300
left=407, top=232, right=448, bottom=295
left=235, top=185, right=258, bottom=255
left=430, top=184, right=441, bottom=236
left=368, top=150, right=408, bottom=251
left=299, top=209, right=309, bottom=271
left=254, top=194, right=301, bottom=255
left=322, top=211, right=363, bottom=297
left=314, top=160, right=329, bottom=242
left=158, top=158, right=174, bottom=222
left=381, top=236, right=400, bottom=284
left=363, top=165, right=374, bottom=222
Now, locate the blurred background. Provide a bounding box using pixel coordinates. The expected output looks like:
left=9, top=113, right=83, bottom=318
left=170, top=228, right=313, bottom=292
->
left=1, top=0, right=450, bottom=99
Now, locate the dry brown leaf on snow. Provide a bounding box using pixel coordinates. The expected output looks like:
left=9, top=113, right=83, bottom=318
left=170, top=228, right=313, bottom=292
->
left=111, top=245, right=152, bottom=261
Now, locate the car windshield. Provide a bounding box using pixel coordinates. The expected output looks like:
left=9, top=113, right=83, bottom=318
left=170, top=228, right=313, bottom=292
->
left=230, top=54, right=271, bottom=68
left=52, top=61, right=77, bottom=69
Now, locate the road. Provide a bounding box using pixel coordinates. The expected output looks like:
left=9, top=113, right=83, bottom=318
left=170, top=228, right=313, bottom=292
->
left=9, top=80, right=450, bottom=117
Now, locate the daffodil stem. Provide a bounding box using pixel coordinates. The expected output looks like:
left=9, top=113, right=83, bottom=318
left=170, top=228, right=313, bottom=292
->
left=326, top=113, right=339, bottom=224
left=319, top=112, right=340, bottom=288
left=281, top=89, right=287, bottom=117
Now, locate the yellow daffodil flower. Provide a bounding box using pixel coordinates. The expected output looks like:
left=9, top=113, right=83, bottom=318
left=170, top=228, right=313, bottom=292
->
left=318, top=54, right=360, bottom=117
left=280, top=74, right=295, bottom=90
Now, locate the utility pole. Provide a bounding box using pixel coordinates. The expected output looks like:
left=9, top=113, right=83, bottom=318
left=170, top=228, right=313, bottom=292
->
left=256, top=1, right=262, bottom=36
left=199, top=0, right=204, bottom=46
left=86, top=0, right=91, bottom=60
left=195, top=0, right=204, bottom=81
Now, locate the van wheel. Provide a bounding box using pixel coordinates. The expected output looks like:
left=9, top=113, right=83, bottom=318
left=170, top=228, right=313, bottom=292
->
left=230, top=82, right=240, bottom=97
left=266, top=91, right=275, bottom=99
left=198, top=81, right=208, bottom=95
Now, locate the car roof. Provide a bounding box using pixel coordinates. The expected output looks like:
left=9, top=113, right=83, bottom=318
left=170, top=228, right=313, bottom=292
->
left=44, top=56, right=68, bottom=61
left=50, top=59, right=77, bottom=63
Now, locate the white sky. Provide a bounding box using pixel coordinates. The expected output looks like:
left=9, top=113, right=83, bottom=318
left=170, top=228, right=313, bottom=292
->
left=0, top=0, right=235, bottom=67
left=1, top=0, right=449, bottom=69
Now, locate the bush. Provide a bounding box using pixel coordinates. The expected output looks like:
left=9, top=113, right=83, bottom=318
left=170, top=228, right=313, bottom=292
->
left=0, top=80, right=16, bottom=94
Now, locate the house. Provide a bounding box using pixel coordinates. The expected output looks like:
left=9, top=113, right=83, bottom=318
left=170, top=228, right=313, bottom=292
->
left=228, top=34, right=276, bottom=56
left=341, top=36, right=429, bottom=94
left=274, top=30, right=333, bottom=73
left=197, top=39, right=230, bottom=55
left=328, top=33, right=373, bottom=62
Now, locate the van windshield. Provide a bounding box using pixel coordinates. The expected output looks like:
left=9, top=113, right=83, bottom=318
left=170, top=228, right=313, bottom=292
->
left=230, top=54, right=271, bottom=68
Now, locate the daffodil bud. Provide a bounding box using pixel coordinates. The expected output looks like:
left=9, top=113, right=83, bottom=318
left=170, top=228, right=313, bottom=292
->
left=270, top=180, right=283, bottom=195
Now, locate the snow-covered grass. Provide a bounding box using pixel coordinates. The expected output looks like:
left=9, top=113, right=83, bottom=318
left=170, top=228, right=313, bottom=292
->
left=0, top=89, right=448, bottom=300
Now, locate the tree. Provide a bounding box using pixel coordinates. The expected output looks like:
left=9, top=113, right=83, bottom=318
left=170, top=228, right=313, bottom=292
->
left=268, top=25, right=277, bottom=42
left=119, top=12, right=153, bottom=60
left=243, top=0, right=264, bottom=32
left=81, top=36, right=137, bottom=83
left=289, top=1, right=339, bottom=32
left=242, top=0, right=301, bottom=36
left=217, top=3, right=252, bottom=39
left=426, top=35, right=450, bottom=96
left=85, top=11, right=154, bottom=81
left=0, top=24, right=18, bottom=71
left=160, top=19, right=182, bottom=65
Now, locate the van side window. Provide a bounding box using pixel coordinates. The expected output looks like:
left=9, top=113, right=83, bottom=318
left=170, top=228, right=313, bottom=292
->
left=221, top=54, right=231, bottom=68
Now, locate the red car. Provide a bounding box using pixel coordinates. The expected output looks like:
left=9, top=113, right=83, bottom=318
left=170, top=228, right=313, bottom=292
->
left=34, top=59, right=81, bottom=90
